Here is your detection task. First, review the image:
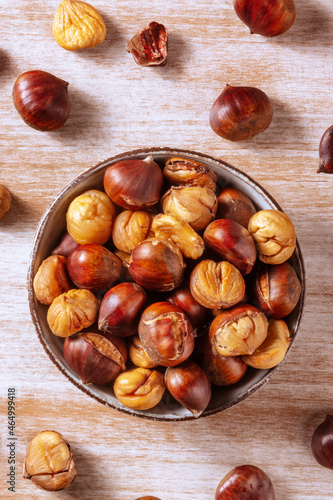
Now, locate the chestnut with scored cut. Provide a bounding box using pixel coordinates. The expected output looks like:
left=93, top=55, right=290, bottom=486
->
left=215, top=464, right=276, bottom=500
left=163, top=157, right=217, bottom=192
left=253, top=262, right=301, bottom=318
left=165, top=360, right=212, bottom=417
left=138, top=302, right=195, bottom=367
left=210, top=85, right=273, bottom=142
left=311, top=415, right=333, bottom=470
left=98, top=282, right=147, bottom=337
left=204, top=218, right=257, bottom=274
left=127, top=22, right=168, bottom=67
left=216, top=186, right=256, bottom=227
left=318, top=125, right=333, bottom=174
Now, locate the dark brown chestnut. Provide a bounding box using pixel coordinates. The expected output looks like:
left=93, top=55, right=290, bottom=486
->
left=234, top=0, right=296, bottom=37
left=209, top=85, right=273, bottom=142
left=138, top=302, right=195, bottom=367
left=195, top=333, right=248, bottom=386
left=129, top=238, right=185, bottom=292
left=216, top=186, right=256, bottom=227
left=12, top=70, right=70, bottom=131
left=166, top=282, right=207, bottom=334
left=67, top=244, right=122, bottom=294
left=215, top=465, right=276, bottom=500
left=311, top=415, right=333, bottom=470
left=103, top=156, right=164, bottom=210
left=52, top=231, right=80, bottom=258
left=98, top=282, right=147, bottom=337
left=126, top=21, right=168, bottom=67
left=254, top=262, right=301, bottom=318
left=165, top=360, right=212, bottom=417
left=63, top=330, right=127, bottom=385
left=203, top=219, right=257, bottom=274
left=318, top=125, right=333, bottom=173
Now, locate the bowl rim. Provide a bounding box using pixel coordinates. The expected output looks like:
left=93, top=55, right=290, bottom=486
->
left=27, top=147, right=306, bottom=421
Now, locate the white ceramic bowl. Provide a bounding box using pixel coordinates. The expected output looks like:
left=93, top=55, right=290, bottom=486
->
left=28, top=147, right=305, bottom=421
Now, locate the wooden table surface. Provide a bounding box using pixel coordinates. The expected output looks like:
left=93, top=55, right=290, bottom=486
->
left=1, top=0, right=333, bottom=498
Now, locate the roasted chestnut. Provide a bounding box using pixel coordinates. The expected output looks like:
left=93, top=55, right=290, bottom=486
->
left=138, top=302, right=195, bottom=367
left=129, top=335, right=158, bottom=368
left=13, top=70, right=70, bottom=131
left=129, top=238, right=185, bottom=292
left=127, top=22, right=168, bottom=67
left=104, top=156, right=164, bottom=210
left=209, top=85, right=273, bottom=141
left=204, top=219, right=257, bottom=274
left=216, top=186, right=256, bottom=227
left=253, top=262, right=301, bottom=318
left=113, top=367, right=165, bottom=410
left=166, top=283, right=207, bottom=334
left=165, top=360, right=212, bottom=417
left=318, top=125, right=333, bottom=174
left=63, top=330, right=127, bottom=384
left=163, top=157, right=217, bottom=192
left=215, top=465, right=276, bottom=500
left=311, top=415, right=333, bottom=470
left=33, top=255, right=71, bottom=305
left=98, top=282, right=147, bottom=336
left=112, top=210, right=155, bottom=253
left=233, top=0, right=296, bottom=37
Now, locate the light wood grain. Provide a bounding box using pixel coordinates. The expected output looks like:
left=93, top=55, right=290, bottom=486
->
left=1, top=0, right=333, bottom=498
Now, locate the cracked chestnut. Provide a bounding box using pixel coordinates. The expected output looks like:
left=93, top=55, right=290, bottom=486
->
left=127, top=22, right=168, bottom=67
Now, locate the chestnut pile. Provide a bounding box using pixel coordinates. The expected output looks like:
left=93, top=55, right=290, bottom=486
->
left=33, top=155, right=302, bottom=417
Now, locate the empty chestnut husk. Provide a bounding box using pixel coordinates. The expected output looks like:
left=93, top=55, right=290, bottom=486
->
left=318, top=125, right=333, bottom=173
left=215, top=464, right=276, bottom=500
left=127, top=22, right=168, bottom=67
left=311, top=415, right=333, bottom=470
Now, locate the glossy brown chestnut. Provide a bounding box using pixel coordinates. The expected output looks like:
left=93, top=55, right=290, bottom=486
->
left=234, top=0, right=296, bottom=37
left=63, top=330, right=127, bottom=385
left=165, top=360, right=212, bottom=417
left=138, top=302, right=195, bottom=367
left=196, top=333, right=248, bottom=386
left=254, top=262, right=301, bottom=318
left=13, top=70, right=70, bottom=131
left=215, top=465, right=276, bottom=500
left=52, top=231, right=80, bottom=258
left=216, top=187, right=256, bottom=227
left=311, top=415, right=333, bottom=470
left=127, top=21, right=168, bottom=67
left=209, top=85, right=273, bottom=142
left=204, top=219, right=257, bottom=274
left=67, top=244, right=122, bottom=293
left=166, top=282, right=207, bottom=334
left=98, top=282, right=147, bottom=337
left=103, top=156, right=164, bottom=210
left=318, top=125, right=333, bottom=173
left=129, top=238, right=185, bottom=292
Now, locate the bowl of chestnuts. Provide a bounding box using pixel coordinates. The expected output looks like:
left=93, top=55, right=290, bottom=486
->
left=28, top=147, right=305, bottom=420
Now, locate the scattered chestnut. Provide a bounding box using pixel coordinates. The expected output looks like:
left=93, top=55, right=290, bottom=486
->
left=0, top=184, right=11, bottom=220
left=253, top=262, right=301, bottom=318
left=67, top=244, right=122, bottom=293
left=52, top=231, right=80, bottom=258
left=311, top=415, right=333, bottom=470
left=63, top=330, right=127, bottom=384
left=196, top=333, right=248, bottom=386
left=215, top=465, right=276, bottom=500
left=216, top=186, right=256, bottom=227
left=209, top=84, right=273, bottom=142
left=204, top=219, right=257, bottom=274
left=163, top=157, right=217, bottom=192
left=104, top=156, right=164, bottom=210
left=127, top=21, right=168, bottom=67
left=165, top=360, right=212, bottom=417
left=234, top=0, right=296, bottom=37
left=129, top=238, right=185, bottom=292
left=23, top=430, right=76, bottom=491
left=113, top=367, right=165, bottom=410
left=13, top=70, right=70, bottom=131
left=98, top=282, right=147, bottom=336
left=166, top=283, right=207, bottom=334
left=138, top=302, right=195, bottom=367
left=209, top=304, right=268, bottom=356
left=33, top=255, right=71, bottom=305
left=318, top=125, right=333, bottom=173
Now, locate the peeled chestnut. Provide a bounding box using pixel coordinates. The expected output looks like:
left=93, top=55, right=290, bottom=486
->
left=129, top=238, right=185, bottom=292
left=67, top=244, right=122, bottom=293
left=98, top=282, right=147, bottom=337
left=215, top=465, right=276, bottom=500
left=165, top=360, right=212, bottom=417
left=204, top=219, right=257, bottom=275
left=13, top=70, right=70, bottom=131
left=103, top=156, right=164, bottom=210
left=311, top=415, right=333, bottom=470
left=138, top=302, right=195, bottom=367
left=63, top=330, right=127, bottom=384
left=166, top=283, right=207, bottom=334
left=318, top=125, right=333, bottom=173
left=127, top=21, right=168, bottom=67
left=234, top=0, right=296, bottom=37
left=113, top=367, right=165, bottom=410
left=209, top=85, right=273, bottom=142
left=253, top=262, right=301, bottom=318
left=216, top=186, right=256, bottom=227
